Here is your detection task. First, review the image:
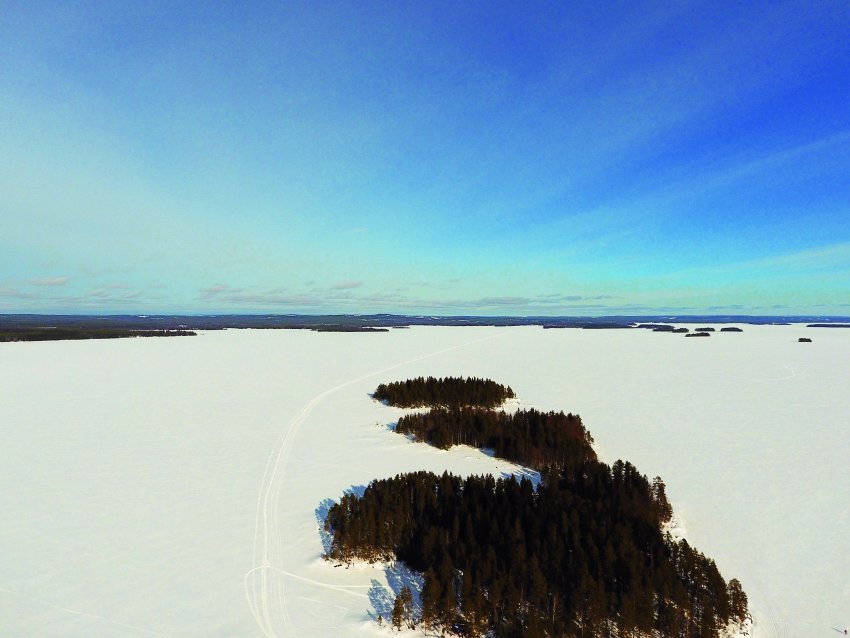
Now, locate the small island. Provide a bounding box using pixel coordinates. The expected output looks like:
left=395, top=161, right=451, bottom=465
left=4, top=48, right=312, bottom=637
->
left=373, top=376, right=515, bottom=409
left=720, top=327, right=744, bottom=332
left=798, top=337, right=812, bottom=343
left=685, top=331, right=710, bottom=337
left=649, top=325, right=676, bottom=332
left=326, top=377, right=749, bottom=638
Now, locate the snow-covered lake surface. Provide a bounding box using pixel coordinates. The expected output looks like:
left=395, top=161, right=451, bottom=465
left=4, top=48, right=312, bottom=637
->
left=1, top=325, right=847, bottom=637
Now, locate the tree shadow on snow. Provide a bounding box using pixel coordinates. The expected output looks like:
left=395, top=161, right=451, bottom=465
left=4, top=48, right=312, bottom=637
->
left=345, top=484, right=367, bottom=498
left=367, top=579, right=395, bottom=621
left=367, top=391, right=390, bottom=406
left=385, top=561, right=424, bottom=618
left=367, top=563, right=425, bottom=624
left=314, top=485, right=368, bottom=558
left=314, top=498, right=336, bottom=556
left=500, top=467, right=541, bottom=488
left=316, top=485, right=425, bottom=625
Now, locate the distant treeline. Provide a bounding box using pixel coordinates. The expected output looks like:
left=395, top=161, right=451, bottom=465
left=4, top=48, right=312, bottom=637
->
left=310, top=326, right=389, bottom=332
left=0, top=328, right=195, bottom=342
left=397, top=407, right=595, bottom=470
left=542, top=323, right=633, bottom=329
left=2, top=314, right=842, bottom=335
left=374, top=376, right=515, bottom=408
left=327, top=465, right=746, bottom=637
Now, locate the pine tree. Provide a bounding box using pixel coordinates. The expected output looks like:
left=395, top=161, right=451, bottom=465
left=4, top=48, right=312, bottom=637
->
left=400, top=586, right=414, bottom=628
left=421, top=569, right=441, bottom=631
left=727, top=578, right=749, bottom=625
left=652, top=476, right=673, bottom=524
left=392, top=593, right=405, bottom=631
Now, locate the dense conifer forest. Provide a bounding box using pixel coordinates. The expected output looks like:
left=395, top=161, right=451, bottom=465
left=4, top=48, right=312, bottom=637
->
left=327, top=468, right=746, bottom=637
left=373, top=376, right=515, bottom=408
left=396, top=408, right=596, bottom=470
left=326, top=377, right=749, bottom=637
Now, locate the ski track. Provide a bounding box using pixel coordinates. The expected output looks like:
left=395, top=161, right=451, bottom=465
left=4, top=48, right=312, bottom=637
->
left=244, top=333, right=503, bottom=638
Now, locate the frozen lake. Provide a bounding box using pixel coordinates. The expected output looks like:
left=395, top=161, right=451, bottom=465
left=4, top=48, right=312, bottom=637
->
left=1, top=325, right=847, bottom=637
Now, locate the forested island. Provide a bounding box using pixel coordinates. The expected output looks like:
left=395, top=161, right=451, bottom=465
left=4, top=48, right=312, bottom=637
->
left=396, top=408, right=594, bottom=469
left=374, top=376, right=515, bottom=408
left=326, top=377, right=749, bottom=637
left=806, top=323, right=850, bottom=328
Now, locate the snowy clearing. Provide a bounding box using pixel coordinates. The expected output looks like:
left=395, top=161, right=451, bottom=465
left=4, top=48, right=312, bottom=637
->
left=1, top=325, right=848, bottom=637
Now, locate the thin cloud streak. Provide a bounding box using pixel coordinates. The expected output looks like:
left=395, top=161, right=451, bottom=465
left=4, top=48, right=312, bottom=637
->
left=331, top=280, right=363, bottom=290
left=658, top=241, right=850, bottom=283
left=27, top=276, right=70, bottom=286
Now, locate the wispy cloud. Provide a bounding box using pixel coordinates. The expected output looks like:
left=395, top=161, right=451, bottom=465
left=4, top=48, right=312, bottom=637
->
left=51, top=287, right=148, bottom=306
left=200, top=284, right=245, bottom=299
left=86, top=287, right=142, bottom=300
left=28, top=276, right=70, bottom=286
left=741, top=241, right=850, bottom=272
left=0, top=286, right=34, bottom=299
left=660, top=241, right=850, bottom=283
left=331, top=280, right=363, bottom=290
left=226, top=293, right=322, bottom=306
left=534, top=293, right=617, bottom=304
left=0, top=288, right=155, bottom=311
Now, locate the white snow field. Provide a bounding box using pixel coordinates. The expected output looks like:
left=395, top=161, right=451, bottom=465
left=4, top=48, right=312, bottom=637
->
left=1, top=325, right=847, bottom=637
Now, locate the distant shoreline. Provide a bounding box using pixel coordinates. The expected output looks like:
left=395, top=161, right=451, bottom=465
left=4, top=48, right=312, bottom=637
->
left=0, top=328, right=196, bottom=342
left=3, top=313, right=849, bottom=329
left=2, top=314, right=848, bottom=342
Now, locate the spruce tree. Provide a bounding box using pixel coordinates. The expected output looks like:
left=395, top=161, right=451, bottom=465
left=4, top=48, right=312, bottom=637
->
left=392, top=594, right=404, bottom=631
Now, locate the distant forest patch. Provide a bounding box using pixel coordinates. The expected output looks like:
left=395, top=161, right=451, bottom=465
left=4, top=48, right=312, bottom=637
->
left=373, top=376, right=515, bottom=409
left=807, top=323, right=850, bottom=328
left=327, top=377, right=748, bottom=638
left=309, top=325, right=389, bottom=332
left=0, top=328, right=195, bottom=342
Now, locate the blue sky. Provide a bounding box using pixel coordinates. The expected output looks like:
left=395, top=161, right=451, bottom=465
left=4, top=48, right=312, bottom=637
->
left=2, top=1, right=849, bottom=315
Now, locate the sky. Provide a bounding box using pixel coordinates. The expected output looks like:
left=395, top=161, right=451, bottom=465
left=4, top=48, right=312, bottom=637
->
left=1, top=1, right=849, bottom=316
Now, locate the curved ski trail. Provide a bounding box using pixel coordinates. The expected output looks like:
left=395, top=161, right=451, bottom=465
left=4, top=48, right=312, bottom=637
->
left=245, top=333, right=501, bottom=638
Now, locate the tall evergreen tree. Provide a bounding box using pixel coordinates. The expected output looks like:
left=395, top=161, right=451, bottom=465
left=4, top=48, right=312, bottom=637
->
left=392, top=594, right=405, bottom=631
